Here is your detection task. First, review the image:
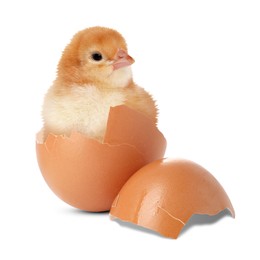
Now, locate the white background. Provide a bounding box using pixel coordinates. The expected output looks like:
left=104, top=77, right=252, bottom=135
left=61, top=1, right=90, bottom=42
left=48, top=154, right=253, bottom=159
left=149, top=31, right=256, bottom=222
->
left=0, top=0, right=259, bottom=259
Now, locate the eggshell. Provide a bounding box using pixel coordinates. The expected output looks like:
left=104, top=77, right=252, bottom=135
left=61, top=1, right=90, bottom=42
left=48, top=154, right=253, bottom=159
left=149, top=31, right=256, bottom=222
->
left=110, top=158, right=235, bottom=239
left=36, top=105, right=166, bottom=212
left=104, top=106, right=166, bottom=164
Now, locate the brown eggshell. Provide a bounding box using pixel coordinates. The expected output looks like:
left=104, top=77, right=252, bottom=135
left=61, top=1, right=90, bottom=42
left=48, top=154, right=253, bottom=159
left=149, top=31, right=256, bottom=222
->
left=104, top=106, right=166, bottom=164
left=110, top=158, right=235, bottom=239
left=36, top=105, right=166, bottom=212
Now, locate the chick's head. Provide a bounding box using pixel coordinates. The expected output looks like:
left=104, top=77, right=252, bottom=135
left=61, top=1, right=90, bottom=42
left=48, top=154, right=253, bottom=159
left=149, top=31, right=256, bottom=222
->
left=57, top=26, right=134, bottom=88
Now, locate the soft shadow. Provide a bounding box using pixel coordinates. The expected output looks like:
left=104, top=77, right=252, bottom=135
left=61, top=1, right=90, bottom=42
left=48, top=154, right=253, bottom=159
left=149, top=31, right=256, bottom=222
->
left=179, top=209, right=233, bottom=237
left=61, top=207, right=109, bottom=216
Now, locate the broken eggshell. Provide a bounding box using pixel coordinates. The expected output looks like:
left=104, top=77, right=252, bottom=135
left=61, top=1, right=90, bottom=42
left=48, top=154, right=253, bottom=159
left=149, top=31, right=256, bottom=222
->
left=36, top=105, right=166, bottom=212
left=110, top=158, right=235, bottom=239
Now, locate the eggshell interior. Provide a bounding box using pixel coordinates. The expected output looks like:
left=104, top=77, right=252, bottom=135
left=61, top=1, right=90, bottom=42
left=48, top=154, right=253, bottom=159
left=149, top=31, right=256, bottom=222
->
left=110, top=158, right=235, bottom=239
left=36, top=105, right=166, bottom=212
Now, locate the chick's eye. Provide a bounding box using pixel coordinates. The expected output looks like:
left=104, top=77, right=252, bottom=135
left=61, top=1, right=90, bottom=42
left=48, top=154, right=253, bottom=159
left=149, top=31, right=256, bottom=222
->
left=91, top=52, right=103, bottom=61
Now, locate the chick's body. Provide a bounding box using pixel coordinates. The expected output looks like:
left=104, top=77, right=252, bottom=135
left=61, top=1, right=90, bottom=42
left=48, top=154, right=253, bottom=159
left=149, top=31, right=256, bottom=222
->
left=42, top=27, right=157, bottom=141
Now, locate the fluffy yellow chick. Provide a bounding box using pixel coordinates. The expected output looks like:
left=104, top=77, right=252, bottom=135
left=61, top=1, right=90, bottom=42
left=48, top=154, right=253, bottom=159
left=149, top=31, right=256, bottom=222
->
left=42, top=26, right=157, bottom=141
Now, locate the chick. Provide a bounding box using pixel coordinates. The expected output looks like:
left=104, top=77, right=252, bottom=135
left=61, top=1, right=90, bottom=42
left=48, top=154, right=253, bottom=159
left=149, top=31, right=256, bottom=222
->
left=42, top=26, right=157, bottom=142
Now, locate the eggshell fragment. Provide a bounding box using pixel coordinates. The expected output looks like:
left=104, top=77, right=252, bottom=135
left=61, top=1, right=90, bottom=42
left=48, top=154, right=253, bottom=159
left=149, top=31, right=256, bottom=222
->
left=110, top=158, right=235, bottom=239
left=104, top=106, right=166, bottom=164
left=36, top=105, right=166, bottom=212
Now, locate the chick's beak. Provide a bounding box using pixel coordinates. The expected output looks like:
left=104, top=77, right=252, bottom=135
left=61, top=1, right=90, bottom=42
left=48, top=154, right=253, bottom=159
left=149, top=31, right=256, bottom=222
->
left=112, top=49, right=135, bottom=70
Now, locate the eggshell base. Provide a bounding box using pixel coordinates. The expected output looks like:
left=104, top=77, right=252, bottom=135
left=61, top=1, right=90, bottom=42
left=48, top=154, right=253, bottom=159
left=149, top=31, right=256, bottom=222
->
left=36, top=105, right=166, bottom=212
